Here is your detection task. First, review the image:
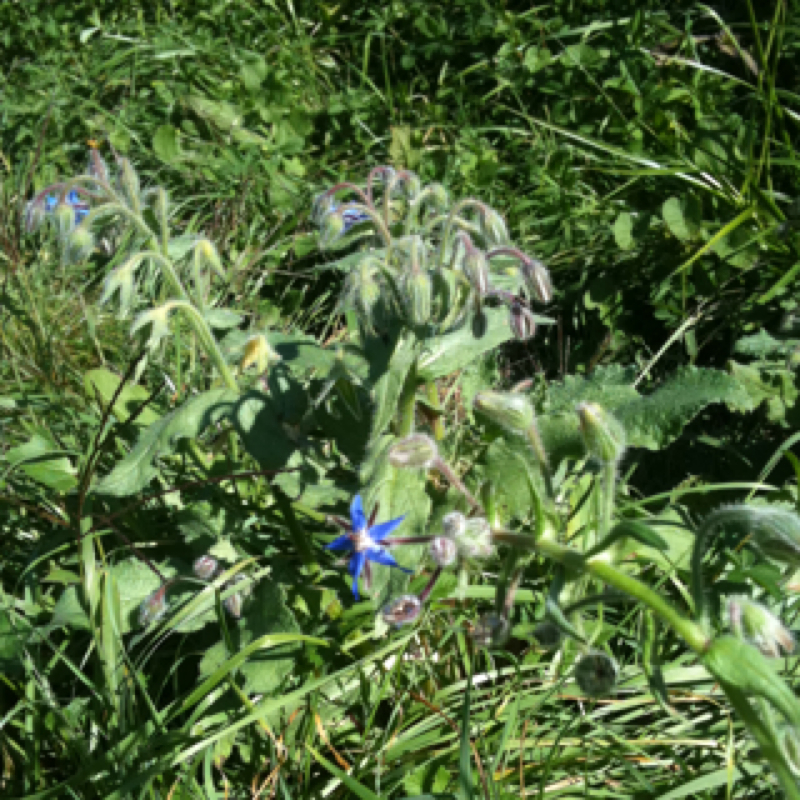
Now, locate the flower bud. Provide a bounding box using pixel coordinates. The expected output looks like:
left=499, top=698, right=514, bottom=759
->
left=532, top=621, right=563, bottom=651
left=474, top=390, right=535, bottom=435
left=88, top=148, right=110, bottom=182
left=480, top=208, right=510, bottom=246
left=341, top=205, right=371, bottom=232
left=24, top=200, right=46, bottom=232
left=389, top=433, right=439, bottom=470
left=575, top=650, right=618, bottom=697
left=320, top=211, right=346, bottom=247
left=442, top=511, right=467, bottom=540
left=520, top=258, right=553, bottom=304
left=509, top=301, right=537, bottom=341
left=454, top=517, right=494, bottom=559
left=55, top=203, right=75, bottom=238
left=118, top=157, right=141, bottom=208
left=223, top=591, right=243, bottom=619
left=463, top=246, right=490, bottom=296
left=576, top=403, right=626, bottom=464
left=195, top=239, right=225, bottom=279
left=139, top=586, right=168, bottom=627
left=381, top=594, right=422, bottom=627
left=68, top=226, right=94, bottom=262
left=429, top=536, right=457, bottom=567
left=193, top=555, right=219, bottom=581
left=240, top=334, right=281, bottom=374
left=727, top=595, right=795, bottom=658
left=404, top=270, right=432, bottom=326
left=471, top=613, right=509, bottom=648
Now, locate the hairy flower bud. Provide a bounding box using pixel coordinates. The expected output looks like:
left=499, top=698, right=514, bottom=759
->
left=139, top=586, right=168, bottom=627
left=471, top=612, right=509, bottom=648
left=532, top=621, right=563, bottom=651
left=520, top=258, right=553, bottom=304
left=389, top=433, right=439, bottom=470
left=480, top=208, right=510, bottom=246
left=728, top=595, right=795, bottom=658
left=463, top=246, right=490, bottom=297
left=454, top=517, right=494, bottom=559
left=320, top=211, right=346, bottom=247
left=442, top=511, right=467, bottom=540
left=68, top=225, right=95, bottom=262
left=576, top=403, right=626, bottom=464
left=429, top=536, right=457, bottom=567
left=24, top=200, right=46, bottom=232
left=509, top=301, right=537, bottom=341
left=404, top=270, right=432, bottom=326
left=55, top=203, right=75, bottom=238
left=240, top=334, right=281, bottom=374
left=474, top=390, right=535, bottom=436
left=193, top=555, right=219, bottom=581
left=223, top=591, right=243, bottom=619
left=118, top=158, right=141, bottom=209
left=381, top=594, right=422, bottom=627
left=575, top=650, right=618, bottom=697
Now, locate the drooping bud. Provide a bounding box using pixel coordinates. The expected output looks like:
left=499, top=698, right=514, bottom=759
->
left=341, top=205, right=371, bottom=233
left=471, top=612, right=510, bottom=648
left=381, top=594, right=422, bottom=627
left=576, top=403, right=626, bottom=464
left=139, top=585, right=169, bottom=627
left=67, top=226, right=95, bottom=262
left=54, top=203, right=75, bottom=238
left=223, top=591, right=243, bottom=619
left=454, top=517, right=494, bottom=560
left=117, top=157, right=141, bottom=209
left=474, top=390, right=535, bottom=436
left=389, top=433, right=439, bottom=470
left=193, top=555, right=219, bottom=581
left=480, top=207, right=510, bottom=246
left=240, top=334, right=281, bottom=374
left=404, top=269, right=432, bottom=326
left=575, top=650, right=618, bottom=697
left=463, top=245, right=490, bottom=297
left=520, top=258, right=553, bottom=304
left=442, top=511, right=467, bottom=540
left=728, top=595, right=795, bottom=658
left=509, top=301, right=537, bottom=341
left=195, top=239, right=225, bottom=280
left=532, top=621, right=563, bottom=651
left=429, top=536, right=457, bottom=567
left=319, top=211, right=346, bottom=247
left=348, top=261, right=382, bottom=322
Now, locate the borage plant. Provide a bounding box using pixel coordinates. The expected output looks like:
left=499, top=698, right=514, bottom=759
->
left=13, top=157, right=800, bottom=795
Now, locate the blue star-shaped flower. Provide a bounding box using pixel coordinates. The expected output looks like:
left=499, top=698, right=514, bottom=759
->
left=326, top=494, right=410, bottom=599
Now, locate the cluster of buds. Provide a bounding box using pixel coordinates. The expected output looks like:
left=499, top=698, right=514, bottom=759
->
left=312, top=167, right=554, bottom=341
left=192, top=555, right=248, bottom=619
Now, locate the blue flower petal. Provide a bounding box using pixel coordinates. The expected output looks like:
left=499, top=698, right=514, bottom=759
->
left=370, top=515, right=405, bottom=543
left=348, top=552, right=367, bottom=599
left=326, top=533, right=354, bottom=552
left=366, top=548, right=412, bottom=572
left=67, top=190, right=81, bottom=205
left=350, top=494, right=367, bottom=532
left=44, top=195, right=58, bottom=212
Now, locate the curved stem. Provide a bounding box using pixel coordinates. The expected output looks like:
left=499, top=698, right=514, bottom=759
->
left=433, top=198, right=487, bottom=271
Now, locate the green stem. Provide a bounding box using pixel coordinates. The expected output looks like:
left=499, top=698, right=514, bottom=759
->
left=492, top=530, right=709, bottom=654
left=434, top=198, right=486, bottom=270
left=525, top=424, right=554, bottom=501
left=272, top=487, right=317, bottom=571
left=600, top=460, right=616, bottom=541
left=426, top=381, right=445, bottom=440
left=396, top=359, right=418, bottom=437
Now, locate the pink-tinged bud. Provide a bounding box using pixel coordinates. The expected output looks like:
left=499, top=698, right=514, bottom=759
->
left=520, top=258, right=553, bottom=304
left=382, top=594, right=422, bottom=627
left=193, top=555, right=219, bottom=581
left=442, top=511, right=467, bottom=540
left=139, top=586, right=168, bottom=627
left=728, top=595, right=795, bottom=658
left=463, top=246, right=490, bottom=297
left=389, top=433, right=439, bottom=470
left=576, top=403, right=626, bottom=464
left=509, top=301, right=537, bottom=341
left=575, top=650, right=618, bottom=697
left=471, top=613, right=509, bottom=648
left=223, top=591, right=243, bottom=619
left=429, top=536, right=457, bottom=567
left=454, top=517, right=493, bottom=560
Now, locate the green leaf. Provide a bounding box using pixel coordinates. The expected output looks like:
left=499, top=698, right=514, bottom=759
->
left=0, top=610, right=33, bottom=676
left=232, top=389, right=296, bottom=471
left=198, top=577, right=301, bottom=694
left=613, top=211, right=634, bottom=251
left=95, top=388, right=237, bottom=496
left=389, top=125, right=421, bottom=169
left=734, top=330, right=800, bottom=359
left=153, top=124, right=180, bottom=163
left=727, top=361, right=799, bottom=425
left=204, top=308, right=243, bottom=330
left=370, top=332, right=418, bottom=444
left=663, top=196, right=690, bottom=241
left=545, top=365, right=639, bottom=414
left=6, top=434, right=77, bottom=491
left=84, top=368, right=161, bottom=427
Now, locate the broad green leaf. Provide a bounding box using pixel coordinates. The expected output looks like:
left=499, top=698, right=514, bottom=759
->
left=613, top=211, right=634, bottom=251
left=6, top=434, right=77, bottom=491
left=198, top=577, right=301, bottom=694
left=204, top=308, right=243, bottom=330
left=153, top=124, right=180, bottom=163
left=0, top=610, right=33, bottom=676
left=734, top=330, right=800, bottom=360
left=545, top=365, right=639, bottom=414
left=727, top=361, right=799, bottom=425
left=232, top=389, right=296, bottom=470
left=370, top=332, right=417, bottom=444
left=84, top=367, right=161, bottom=427
left=95, top=388, right=237, bottom=496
